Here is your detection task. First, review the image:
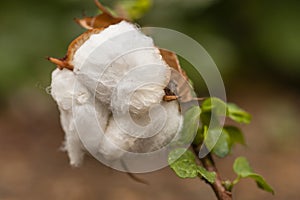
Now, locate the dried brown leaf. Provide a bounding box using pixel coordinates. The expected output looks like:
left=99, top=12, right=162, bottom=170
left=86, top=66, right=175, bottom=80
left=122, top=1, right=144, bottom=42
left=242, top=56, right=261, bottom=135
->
left=159, top=49, right=194, bottom=102
left=75, top=0, right=124, bottom=30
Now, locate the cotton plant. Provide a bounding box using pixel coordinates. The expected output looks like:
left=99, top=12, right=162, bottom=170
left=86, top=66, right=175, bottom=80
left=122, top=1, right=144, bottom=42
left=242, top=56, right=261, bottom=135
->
left=48, top=1, right=274, bottom=199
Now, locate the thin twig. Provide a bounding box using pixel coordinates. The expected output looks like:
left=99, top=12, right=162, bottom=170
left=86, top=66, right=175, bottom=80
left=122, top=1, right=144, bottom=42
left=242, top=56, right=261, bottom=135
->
left=193, top=146, right=232, bottom=200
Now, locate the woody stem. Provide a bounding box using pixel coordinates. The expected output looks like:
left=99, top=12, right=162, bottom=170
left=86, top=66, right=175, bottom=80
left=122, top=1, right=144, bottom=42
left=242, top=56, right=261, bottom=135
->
left=193, top=146, right=232, bottom=200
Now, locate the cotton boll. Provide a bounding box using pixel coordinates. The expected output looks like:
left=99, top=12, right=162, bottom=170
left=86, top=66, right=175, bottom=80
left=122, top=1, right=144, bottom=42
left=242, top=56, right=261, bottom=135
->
left=50, top=20, right=185, bottom=167
left=48, top=1, right=194, bottom=171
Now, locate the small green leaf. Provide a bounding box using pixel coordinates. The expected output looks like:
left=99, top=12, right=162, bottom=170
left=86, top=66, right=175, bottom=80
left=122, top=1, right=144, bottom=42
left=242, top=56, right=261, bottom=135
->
left=178, top=106, right=201, bottom=144
left=233, top=157, right=253, bottom=176
left=168, top=149, right=198, bottom=178
left=227, top=103, right=251, bottom=124
left=203, top=125, right=245, bottom=158
left=201, top=97, right=227, bottom=116
left=247, top=173, right=275, bottom=194
left=224, top=126, right=246, bottom=147
left=233, top=157, right=274, bottom=194
left=201, top=98, right=251, bottom=125
left=200, top=98, right=226, bottom=127
left=205, top=128, right=230, bottom=158
left=197, top=166, right=216, bottom=183
left=168, top=149, right=216, bottom=183
left=212, top=130, right=230, bottom=157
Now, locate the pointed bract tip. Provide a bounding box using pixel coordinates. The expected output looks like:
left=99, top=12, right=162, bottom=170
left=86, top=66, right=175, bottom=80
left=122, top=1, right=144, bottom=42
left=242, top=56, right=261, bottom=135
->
left=94, top=0, right=111, bottom=16
left=47, top=57, right=73, bottom=71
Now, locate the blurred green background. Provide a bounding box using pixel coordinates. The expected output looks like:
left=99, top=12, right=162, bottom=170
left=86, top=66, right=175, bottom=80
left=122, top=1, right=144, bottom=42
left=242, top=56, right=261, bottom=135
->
left=0, top=0, right=299, bottom=200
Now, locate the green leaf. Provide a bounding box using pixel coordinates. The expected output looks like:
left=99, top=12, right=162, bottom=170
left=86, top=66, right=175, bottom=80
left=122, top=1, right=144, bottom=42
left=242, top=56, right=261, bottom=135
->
left=168, top=149, right=216, bottom=183
left=224, top=126, right=246, bottom=147
left=227, top=103, right=251, bottom=124
left=233, top=157, right=253, bottom=176
left=212, top=129, right=230, bottom=157
left=247, top=174, right=275, bottom=194
left=233, top=157, right=274, bottom=194
left=178, top=106, right=201, bottom=144
left=200, top=111, right=220, bottom=128
left=201, top=98, right=251, bottom=125
left=168, top=149, right=199, bottom=178
left=203, top=125, right=245, bottom=157
left=204, top=128, right=230, bottom=158
left=200, top=98, right=226, bottom=127
left=197, top=166, right=216, bottom=183
left=201, top=97, right=227, bottom=116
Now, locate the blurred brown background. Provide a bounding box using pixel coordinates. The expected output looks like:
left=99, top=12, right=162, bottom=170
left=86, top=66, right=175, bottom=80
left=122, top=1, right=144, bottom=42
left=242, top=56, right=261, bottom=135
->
left=0, top=0, right=299, bottom=199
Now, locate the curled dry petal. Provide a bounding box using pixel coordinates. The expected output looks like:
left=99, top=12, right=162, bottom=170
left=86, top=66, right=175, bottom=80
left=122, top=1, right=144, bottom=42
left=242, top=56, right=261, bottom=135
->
left=75, top=0, right=124, bottom=30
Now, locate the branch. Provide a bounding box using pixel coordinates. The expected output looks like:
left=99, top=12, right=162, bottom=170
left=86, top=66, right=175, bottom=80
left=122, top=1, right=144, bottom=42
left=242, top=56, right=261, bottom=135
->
left=193, top=147, right=232, bottom=200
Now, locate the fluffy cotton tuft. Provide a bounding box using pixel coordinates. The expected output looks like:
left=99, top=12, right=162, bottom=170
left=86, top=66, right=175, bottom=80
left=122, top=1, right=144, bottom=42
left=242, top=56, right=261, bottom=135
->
left=51, top=68, right=87, bottom=166
left=73, top=21, right=171, bottom=113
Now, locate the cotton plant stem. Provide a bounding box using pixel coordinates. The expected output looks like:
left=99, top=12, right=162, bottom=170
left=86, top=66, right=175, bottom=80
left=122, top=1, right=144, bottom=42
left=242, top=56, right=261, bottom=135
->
left=193, top=147, right=232, bottom=200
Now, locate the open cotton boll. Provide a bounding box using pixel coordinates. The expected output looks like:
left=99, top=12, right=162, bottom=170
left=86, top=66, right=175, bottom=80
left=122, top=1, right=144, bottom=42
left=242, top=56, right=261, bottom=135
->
left=48, top=2, right=192, bottom=170
left=49, top=17, right=186, bottom=167
left=72, top=21, right=171, bottom=112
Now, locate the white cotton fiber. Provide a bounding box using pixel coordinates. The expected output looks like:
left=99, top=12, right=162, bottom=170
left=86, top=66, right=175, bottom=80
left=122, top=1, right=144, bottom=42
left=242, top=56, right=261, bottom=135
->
left=51, top=68, right=111, bottom=166
left=72, top=21, right=170, bottom=113
left=51, top=68, right=86, bottom=166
